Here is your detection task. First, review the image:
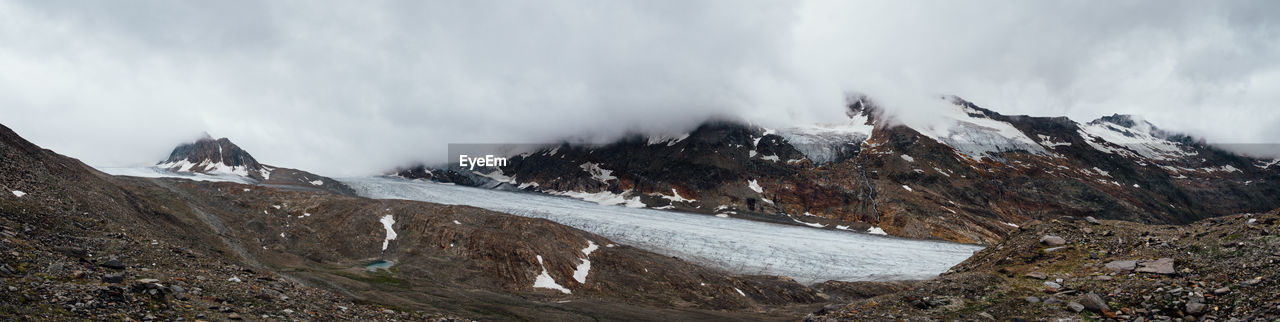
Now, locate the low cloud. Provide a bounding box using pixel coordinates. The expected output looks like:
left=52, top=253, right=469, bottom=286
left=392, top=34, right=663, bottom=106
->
left=1, top=0, right=1276, bottom=176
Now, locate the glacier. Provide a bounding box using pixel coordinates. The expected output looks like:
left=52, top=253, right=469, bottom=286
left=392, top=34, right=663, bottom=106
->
left=342, top=176, right=982, bottom=284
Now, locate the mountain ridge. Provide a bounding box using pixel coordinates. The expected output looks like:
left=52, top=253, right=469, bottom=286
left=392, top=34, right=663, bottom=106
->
left=392, top=96, right=1280, bottom=244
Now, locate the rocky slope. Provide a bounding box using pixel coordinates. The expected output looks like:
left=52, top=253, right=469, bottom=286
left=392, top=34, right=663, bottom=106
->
left=156, top=135, right=356, bottom=196
left=805, top=209, right=1280, bottom=321
left=395, top=96, right=1280, bottom=244
left=1, top=123, right=835, bottom=320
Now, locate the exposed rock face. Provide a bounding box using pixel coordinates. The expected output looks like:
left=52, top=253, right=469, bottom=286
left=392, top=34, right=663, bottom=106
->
left=159, top=136, right=264, bottom=178
left=395, top=96, right=1280, bottom=244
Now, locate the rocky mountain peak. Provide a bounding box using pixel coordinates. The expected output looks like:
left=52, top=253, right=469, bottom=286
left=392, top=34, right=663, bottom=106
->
left=157, top=136, right=264, bottom=178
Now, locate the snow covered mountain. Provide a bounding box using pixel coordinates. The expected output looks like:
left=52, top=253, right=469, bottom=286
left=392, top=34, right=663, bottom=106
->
left=104, top=136, right=356, bottom=195
left=394, top=95, right=1280, bottom=244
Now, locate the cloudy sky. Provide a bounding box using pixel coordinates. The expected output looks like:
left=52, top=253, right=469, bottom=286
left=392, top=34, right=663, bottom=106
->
left=1, top=0, right=1277, bottom=176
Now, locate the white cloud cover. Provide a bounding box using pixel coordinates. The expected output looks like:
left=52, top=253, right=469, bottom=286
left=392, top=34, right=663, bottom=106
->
left=1, top=0, right=1277, bottom=176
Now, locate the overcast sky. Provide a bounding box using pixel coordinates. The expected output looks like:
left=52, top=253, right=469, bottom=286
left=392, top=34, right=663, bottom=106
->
left=1, top=0, right=1277, bottom=176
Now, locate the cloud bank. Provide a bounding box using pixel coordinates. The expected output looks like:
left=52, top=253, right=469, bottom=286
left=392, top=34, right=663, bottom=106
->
left=1, top=0, right=1277, bottom=175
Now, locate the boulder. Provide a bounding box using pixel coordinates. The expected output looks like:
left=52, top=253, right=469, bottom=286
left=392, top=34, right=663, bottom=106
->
left=1039, top=235, right=1066, bottom=246
left=99, top=259, right=126, bottom=270
left=1080, top=292, right=1109, bottom=313
left=1104, top=260, right=1138, bottom=272
left=1135, top=258, right=1175, bottom=275
left=1067, top=301, right=1085, bottom=312
left=102, top=272, right=125, bottom=284
left=1186, top=302, right=1206, bottom=314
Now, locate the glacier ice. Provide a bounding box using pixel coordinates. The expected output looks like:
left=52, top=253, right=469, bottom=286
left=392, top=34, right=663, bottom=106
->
left=342, top=177, right=982, bottom=284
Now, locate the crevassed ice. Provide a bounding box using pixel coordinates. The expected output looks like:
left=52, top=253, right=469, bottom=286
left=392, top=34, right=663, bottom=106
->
left=343, top=177, right=983, bottom=284
left=776, top=117, right=872, bottom=165
left=903, top=102, right=1048, bottom=159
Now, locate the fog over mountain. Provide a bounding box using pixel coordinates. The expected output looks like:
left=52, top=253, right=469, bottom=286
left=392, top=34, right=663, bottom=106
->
left=1, top=0, right=1277, bottom=176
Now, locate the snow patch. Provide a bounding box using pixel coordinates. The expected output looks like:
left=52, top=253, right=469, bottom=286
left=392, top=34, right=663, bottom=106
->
left=747, top=180, right=763, bottom=193
left=309, top=180, right=324, bottom=186
left=475, top=170, right=516, bottom=184
left=760, top=154, right=780, bottom=162
left=650, top=132, right=691, bottom=145
left=379, top=215, right=397, bottom=251
left=1092, top=167, right=1111, bottom=177
left=579, top=162, right=617, bottom=183
left=653, top=188, right=695, bottom=203
left=10, top=190, right=25, bottom=198
left=902, top=185, right=913, bottom=192
left=533, top=255, right=571, bottom=294
left=900, top=154, right=915, bottom=162
left=1202, top=165, right=1241, bottom=173
left=866, top=227, right=888, bottom=235
left=549, top=190, right=645, bottom=208
left=791, top=217, right=826, bottom=228
left=1257, top=159, right=1280, bottom=169
left=572, top=240, right=599, bottom=283
left=1036, top=134, right=1072, bottom=148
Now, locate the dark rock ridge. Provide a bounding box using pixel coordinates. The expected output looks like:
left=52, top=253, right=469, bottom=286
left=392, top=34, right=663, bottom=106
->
left=157, top=135, right=357, bottom=196
left=394, top=95, right=1280, bottom=244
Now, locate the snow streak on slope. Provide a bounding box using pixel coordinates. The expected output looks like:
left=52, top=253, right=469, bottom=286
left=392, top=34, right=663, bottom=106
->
left=343, top=177, right=982, bottom=284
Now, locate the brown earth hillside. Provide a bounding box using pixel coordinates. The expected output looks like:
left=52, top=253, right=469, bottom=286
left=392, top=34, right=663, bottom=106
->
left=805, top=210, right=1280, bottom=321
